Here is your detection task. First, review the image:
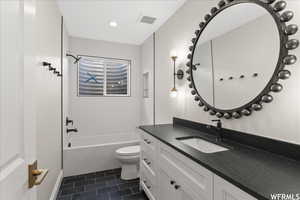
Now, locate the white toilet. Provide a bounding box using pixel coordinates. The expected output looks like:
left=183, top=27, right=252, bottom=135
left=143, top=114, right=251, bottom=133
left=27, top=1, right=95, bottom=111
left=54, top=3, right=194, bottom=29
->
left=116, top=145, right=140, bottom=180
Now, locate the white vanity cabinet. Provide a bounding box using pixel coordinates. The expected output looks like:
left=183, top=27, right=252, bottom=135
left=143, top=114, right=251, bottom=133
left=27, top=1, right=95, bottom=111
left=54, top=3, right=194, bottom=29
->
left=139, top=130, right=257, bottom=200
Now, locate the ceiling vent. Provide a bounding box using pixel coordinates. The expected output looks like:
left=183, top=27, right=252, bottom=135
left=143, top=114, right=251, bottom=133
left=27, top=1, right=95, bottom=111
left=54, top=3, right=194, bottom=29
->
left=140, top=16, right=157, bottom=24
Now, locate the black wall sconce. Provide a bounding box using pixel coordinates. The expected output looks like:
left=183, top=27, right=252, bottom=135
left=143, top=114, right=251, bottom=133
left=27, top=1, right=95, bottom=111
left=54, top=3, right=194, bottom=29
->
left=170, top=51, right=184, bottom=98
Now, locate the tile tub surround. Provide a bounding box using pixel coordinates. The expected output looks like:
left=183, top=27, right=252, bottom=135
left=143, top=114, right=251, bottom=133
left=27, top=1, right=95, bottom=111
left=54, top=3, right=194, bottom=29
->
left=56, top=168, right=148, bottom=200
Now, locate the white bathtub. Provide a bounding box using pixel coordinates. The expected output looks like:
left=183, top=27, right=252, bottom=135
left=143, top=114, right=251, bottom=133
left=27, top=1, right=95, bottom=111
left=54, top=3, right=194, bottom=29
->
left=63, top=133, right=139, bottom=177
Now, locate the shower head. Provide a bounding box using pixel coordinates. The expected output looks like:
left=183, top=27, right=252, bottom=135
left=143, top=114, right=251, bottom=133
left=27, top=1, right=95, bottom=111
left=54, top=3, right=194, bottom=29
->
left=66, top=53, right=81, bottom=64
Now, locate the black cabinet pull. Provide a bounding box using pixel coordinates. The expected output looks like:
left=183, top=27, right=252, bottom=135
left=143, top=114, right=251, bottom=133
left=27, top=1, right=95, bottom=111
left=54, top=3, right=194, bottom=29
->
left=174, top=185, right=180, bottom=190
left=144, top=139, right=151, bottom=144
left=170, top=180, right=175, bottom=185
left=143, top=158, right=151, bottom=165
left=143, top=180, right=151, bottom=189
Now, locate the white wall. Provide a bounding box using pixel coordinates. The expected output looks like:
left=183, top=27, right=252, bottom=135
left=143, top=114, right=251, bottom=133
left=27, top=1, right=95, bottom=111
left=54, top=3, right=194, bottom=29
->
left=35, top=0, right=64, bottom=199
left=142, top=0, right=300, bottom=145
left=69, top=37, right=141, bottom=139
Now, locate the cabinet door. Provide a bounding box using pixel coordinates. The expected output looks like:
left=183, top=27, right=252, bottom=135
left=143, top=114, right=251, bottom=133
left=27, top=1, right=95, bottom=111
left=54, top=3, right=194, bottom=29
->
left=214, top=176, right=257, bottom=200
left=158, top=169, right=179, bottom=200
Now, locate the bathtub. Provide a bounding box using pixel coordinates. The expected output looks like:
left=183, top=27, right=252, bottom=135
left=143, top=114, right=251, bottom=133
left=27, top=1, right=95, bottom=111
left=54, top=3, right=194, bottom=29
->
left=63, top=132, right=139, bottom=177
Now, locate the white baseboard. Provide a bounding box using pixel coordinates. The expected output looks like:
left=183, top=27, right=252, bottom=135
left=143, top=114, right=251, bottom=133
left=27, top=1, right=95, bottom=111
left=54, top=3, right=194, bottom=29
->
left=49, top=170, right=63, bottom=200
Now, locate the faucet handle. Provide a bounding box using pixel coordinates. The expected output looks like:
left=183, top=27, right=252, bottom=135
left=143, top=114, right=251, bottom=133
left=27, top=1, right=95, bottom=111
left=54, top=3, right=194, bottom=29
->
left=212, top=119, right=222, bottom=129
left=66, top=117, right=74, bottom=126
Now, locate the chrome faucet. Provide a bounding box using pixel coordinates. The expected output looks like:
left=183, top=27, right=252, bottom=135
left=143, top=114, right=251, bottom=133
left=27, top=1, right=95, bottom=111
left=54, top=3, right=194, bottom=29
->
left=67, top=128, right=78, bottom=133
left=212, top=119, right=222, bottom=142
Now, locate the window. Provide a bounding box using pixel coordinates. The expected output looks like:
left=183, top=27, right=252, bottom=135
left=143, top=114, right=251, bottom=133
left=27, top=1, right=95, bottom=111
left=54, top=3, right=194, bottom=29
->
left=78, top=55, right=130, bottom=96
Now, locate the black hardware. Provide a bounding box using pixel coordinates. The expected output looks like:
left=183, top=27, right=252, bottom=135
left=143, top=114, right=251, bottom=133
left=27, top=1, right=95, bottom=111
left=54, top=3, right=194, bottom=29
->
left=144, top=139, right=151, bottom=144
left=42, top=61, right=51, bottom=66
left=240, top=75, right=245, bottom=79
left=66, top=53, right=81, bottom=64
left=49, top=66, right=55, bottom=71
left=175, top=69, right=184, bottom=80
left=66, top=117, right=73, bottom=126
left=144, top=158, right=151, bottom=165
left=228, top=76, right=234, bottom=80
left=171, top=55, right=184, bottom=93
left=253, top=73, right=258, bottom=77
left=212, top=119, right=222, bottom=129
left=212, top=119, right=223, bottom=142
left=170, top=180, right=175, bottom=185
left=68, top=142, right=71, bottom=148
left=174, top=185, right=180, bottom=190
left=67, top=128, right=78, bottom=133
left=42, top=61, right=55, bottom=72
left=143, top=180, right=151, bottom=189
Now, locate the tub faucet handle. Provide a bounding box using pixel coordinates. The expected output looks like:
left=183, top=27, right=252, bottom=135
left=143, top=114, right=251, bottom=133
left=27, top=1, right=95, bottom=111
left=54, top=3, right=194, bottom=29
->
left=66, top=117, right=73, bottom=126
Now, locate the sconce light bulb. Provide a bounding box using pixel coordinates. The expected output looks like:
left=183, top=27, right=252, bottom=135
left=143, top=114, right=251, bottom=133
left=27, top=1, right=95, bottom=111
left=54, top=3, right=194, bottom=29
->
left=170, top=87, right=178, bottom=98
left=170, top=50, right=178, bottom=60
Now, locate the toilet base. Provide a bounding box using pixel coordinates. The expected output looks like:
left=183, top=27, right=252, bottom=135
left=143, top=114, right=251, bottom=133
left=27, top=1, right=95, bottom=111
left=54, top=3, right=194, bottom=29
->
left=121, top=163, right=139, bottom=180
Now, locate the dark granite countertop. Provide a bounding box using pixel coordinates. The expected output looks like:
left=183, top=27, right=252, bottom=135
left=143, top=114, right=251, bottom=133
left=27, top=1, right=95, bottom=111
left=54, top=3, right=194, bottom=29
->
left=139, top=122, right=300, bottom=200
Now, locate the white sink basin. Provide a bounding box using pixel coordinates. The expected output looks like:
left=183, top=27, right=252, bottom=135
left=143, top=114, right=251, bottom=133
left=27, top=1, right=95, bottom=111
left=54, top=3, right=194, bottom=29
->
left=178, top=137, right=229, bottom=153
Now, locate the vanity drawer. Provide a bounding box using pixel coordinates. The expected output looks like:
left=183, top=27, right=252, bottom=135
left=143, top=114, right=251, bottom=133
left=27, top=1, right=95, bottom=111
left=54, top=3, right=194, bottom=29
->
left=140, top=130, right=158, bottom=157
left=140, top=171, right=157, bottom=200
left=141, top=150, right=156, bottom=177
left=159, top=142, right=213, bottom=200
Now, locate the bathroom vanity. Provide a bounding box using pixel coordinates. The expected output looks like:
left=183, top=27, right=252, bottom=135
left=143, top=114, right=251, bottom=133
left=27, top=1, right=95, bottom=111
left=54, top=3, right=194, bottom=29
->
left=139, top=118, right=300, bottom=200
left=138, top=0, right=300, bottom=199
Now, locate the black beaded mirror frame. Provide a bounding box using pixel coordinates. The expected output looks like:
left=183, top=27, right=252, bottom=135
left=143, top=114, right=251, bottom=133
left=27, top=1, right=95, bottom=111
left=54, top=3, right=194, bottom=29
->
left=187, top=0, right=299, bottom=119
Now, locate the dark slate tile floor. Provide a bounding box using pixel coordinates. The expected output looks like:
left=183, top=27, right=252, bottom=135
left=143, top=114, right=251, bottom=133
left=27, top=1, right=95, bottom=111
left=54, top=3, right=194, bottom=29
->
left=56, top=168, right=148, bottom=200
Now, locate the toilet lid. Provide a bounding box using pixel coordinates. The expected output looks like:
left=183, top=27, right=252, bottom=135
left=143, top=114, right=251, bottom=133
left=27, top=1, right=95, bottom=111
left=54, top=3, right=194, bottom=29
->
left=116, top=145, right=140, bottom=156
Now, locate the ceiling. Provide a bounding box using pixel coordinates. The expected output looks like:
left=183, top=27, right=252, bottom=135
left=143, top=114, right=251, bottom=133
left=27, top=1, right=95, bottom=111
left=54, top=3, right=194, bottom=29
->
left=57, top=0, right=186, bottom=45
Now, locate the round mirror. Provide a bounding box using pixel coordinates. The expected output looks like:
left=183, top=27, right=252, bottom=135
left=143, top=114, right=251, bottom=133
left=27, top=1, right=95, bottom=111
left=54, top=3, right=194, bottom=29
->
left=188, top=0, right=298, bottom=119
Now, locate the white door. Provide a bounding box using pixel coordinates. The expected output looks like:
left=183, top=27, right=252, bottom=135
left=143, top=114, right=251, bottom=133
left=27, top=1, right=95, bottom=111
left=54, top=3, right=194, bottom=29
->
left=0, top=0, right=38, bottom=199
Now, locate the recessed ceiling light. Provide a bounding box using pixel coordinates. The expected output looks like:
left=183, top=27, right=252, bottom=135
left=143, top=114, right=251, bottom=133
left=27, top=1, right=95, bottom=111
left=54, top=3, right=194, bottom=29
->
left=109, top=21, right=118, bottom=27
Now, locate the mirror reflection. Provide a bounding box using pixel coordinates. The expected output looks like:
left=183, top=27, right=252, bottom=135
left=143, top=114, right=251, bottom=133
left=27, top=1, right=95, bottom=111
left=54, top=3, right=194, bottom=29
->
left=192, top=3, right=280, bottom=110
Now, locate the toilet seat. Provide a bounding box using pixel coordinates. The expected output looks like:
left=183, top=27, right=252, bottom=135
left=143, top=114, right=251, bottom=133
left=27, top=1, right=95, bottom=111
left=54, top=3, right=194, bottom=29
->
left=116, top=145, right=140, bottom=156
